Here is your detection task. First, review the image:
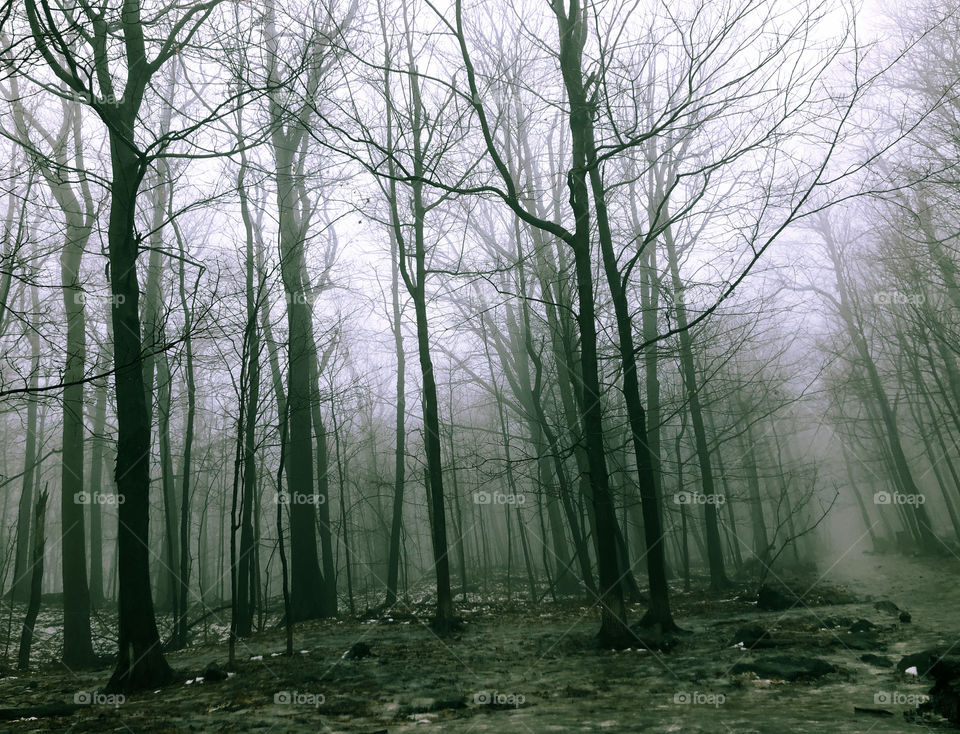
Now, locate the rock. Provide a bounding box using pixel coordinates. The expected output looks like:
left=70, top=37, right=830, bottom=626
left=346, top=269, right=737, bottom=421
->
left=874, top=600, right=900, bottom=615
left=899, top=611, right=912, bottom=623
left=897, top=648, right=946, bottom=676
left=756, top=585, right=799, bottom=611
left=342, top=641, right=373, bottom=660
left=201, top=662, right=228, bottom=681
left=919, top=656, right=960, bottom=725
left=731, top=624, right=770, bottom=648
left=729, top=655, right=837, bottom=681
left=822, top=616, right=854, bottom=628
left=849, top=619, right=876, bottom=633
left=860, top=654, right=893, bottom=668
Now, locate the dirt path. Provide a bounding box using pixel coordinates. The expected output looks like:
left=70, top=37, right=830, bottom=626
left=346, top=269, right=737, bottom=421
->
left=1, top=549, right=958, bottom=733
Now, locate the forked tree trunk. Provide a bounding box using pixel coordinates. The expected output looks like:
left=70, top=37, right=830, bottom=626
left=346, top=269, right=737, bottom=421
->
left=553, top=2, right=636, bottom=644
left=385, top=60, right=455, bottom=630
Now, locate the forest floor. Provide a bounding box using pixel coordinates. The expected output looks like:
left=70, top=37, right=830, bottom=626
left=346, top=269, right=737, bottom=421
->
left=1, top=547, right=959, bottom=733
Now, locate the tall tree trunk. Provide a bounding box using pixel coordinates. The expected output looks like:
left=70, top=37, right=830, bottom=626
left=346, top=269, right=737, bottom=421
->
left=17, top=490, right=47, bottom=671
left=155, top=347, right=179, bottom=616
left=173, top=214, right=196, bottom=649
left=263, top=0, right=327, bottom=622
left=275, top=150, right=324, bottom=623
left=236, top=145, right=259, bottom=638
left=444, top=394, right=469, bottom=599
left=636, top=186, right=668, bottom=578
left=386, top=62, right=455, bottom=630
left=663, top=220, right=730, bottom=589
left=385, top=221, right=406, bottom=608
left=410, top=284, right=455, bottom=629
left=59, top=171, right=95, bottom=667
left=331, top=402, right=354, bottom=615
left=553, top=1, right=632, bottom=643
left=573, top=40, right=676, bottom=626
left=88, top=353, right=108, bottom=609
left=740, top=420, right=771, bottom=566
left=507, top=257, right=578, bottom=595
left=10, top=290, right=39, bottom=603
left=308, top=347, right=337, bottom=617
left=105, top=130, right=172, bottom=693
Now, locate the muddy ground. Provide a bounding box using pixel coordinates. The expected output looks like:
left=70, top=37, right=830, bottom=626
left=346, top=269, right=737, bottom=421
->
left=0, top=548, right=958, bottom=733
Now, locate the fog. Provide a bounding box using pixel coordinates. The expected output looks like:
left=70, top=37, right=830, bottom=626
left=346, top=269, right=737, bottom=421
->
left=0, top=0, right=957, bottom=731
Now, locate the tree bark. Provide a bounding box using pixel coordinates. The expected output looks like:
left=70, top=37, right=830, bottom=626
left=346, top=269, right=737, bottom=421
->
left=104, top=135, right=172, bottom=692
left=17, top=490, right=47, bottom=671
left=663, top=219, right=731, bottom=588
